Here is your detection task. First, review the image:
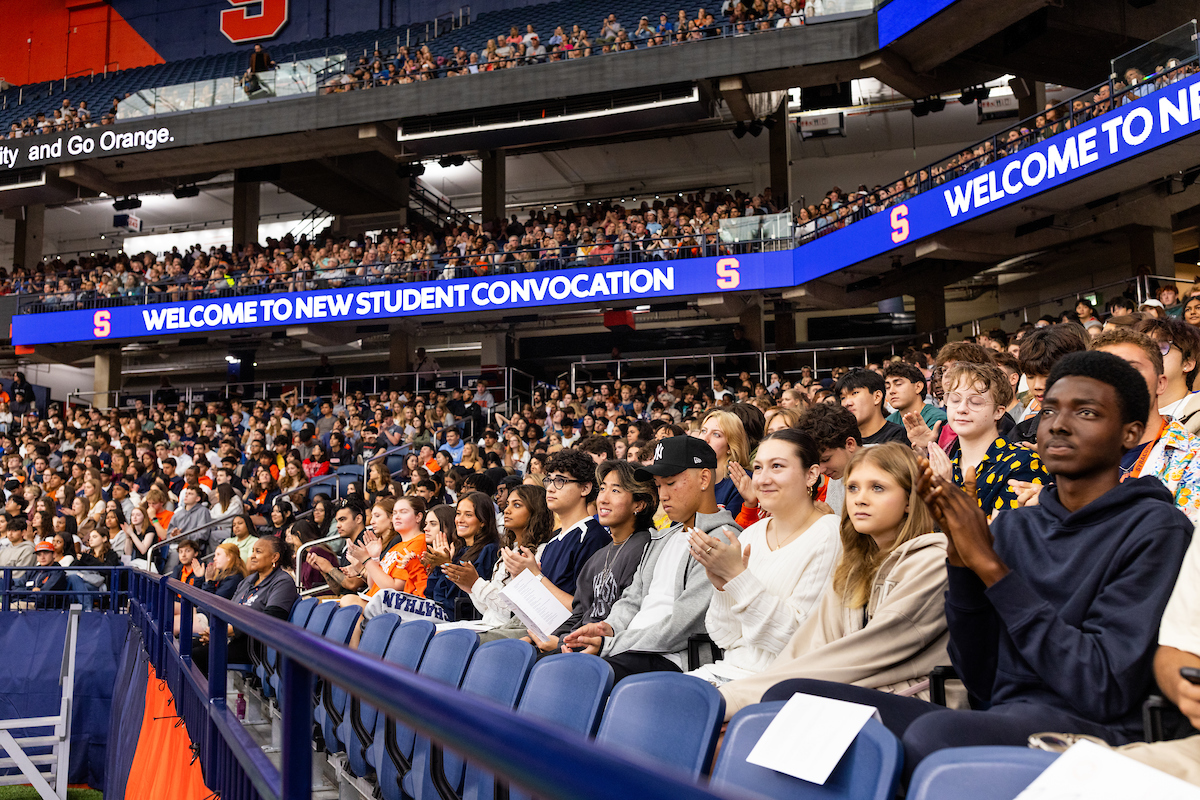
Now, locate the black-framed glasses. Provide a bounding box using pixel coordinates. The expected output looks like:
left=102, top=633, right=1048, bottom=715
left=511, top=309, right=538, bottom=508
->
left=542, top=476, right=580, bottom=490
left=1158, top=340, right=1174, bottom=357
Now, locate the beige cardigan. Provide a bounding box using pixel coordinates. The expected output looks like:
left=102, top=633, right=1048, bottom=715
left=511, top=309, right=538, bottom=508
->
left=719, top=532, right=950, bottom=720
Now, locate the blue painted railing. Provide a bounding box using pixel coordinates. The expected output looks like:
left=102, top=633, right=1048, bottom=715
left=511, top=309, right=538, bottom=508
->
left=0, top=565, right=130, bottom=612
left=125, top=569, right=748, bottom=800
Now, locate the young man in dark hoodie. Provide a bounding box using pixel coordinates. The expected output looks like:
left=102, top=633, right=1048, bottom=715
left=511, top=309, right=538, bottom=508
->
left=905, top=350, right=1192, bottom=767
left=760, top=351, right=1192, bottom=776
left=562, top=436, right=739, bottom=682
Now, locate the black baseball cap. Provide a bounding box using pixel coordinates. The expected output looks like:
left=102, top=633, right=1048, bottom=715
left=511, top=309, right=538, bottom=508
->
left=635, top=436, right=718, bottom=480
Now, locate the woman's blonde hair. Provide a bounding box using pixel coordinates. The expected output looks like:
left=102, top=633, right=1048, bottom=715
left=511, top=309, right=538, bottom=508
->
left=832, top=443, right=934, bottom=609
left=214, top=541, right=248, bottom=580
left=701, top=409, right=750, bottom=468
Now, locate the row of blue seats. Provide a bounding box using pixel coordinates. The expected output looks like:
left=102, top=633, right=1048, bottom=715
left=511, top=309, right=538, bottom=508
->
left=244, top=597, right=1061, bottom=800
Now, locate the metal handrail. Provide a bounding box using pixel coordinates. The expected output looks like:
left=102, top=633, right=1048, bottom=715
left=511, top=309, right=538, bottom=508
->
left=137, top=570, right=740, bottom=800
left=292, top=532, right=343, bottom=592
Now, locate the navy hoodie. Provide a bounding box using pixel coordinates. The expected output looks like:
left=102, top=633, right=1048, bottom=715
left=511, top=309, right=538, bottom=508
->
left=946, top=475, right=1191, bottom=741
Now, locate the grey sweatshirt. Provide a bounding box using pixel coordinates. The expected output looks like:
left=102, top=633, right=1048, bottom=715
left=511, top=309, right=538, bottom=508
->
left=600, top=509, right=741, bottom=665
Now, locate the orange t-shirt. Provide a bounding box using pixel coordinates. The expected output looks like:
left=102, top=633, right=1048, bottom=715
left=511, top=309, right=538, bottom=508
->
left=155, top=509, right=174, bottom=529
left=367, top=533, right=428, bottom=598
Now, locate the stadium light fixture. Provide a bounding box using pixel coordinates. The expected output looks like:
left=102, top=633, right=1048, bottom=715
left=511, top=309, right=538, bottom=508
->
left=748, top=119, right=764, bottom=137
left=398, top=88, right=698, bottom=141
left=733, top=121, right=748, bottom=139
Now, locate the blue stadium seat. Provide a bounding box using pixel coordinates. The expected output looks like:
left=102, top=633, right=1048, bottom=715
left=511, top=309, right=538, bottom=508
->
left=350, top=619, right=435, bottom=778
left=255, top=596, right=317, bottom=690
left=386, top=454, right=407, bottom=475
left=711, top=701, right=903, bottom=800
left=405, top=638, right=537, bottom=800
left=907, top=746, right=1059, bottom=800
left=336, top=465, right=365, bottom=497
left=324, top=614, right=403, bottom=754
left=271, top=600, right=336, bottom=697
left=595, top=673, right=725, bottom=778
left=377, top=628, right=479, bottom=800
left=313, top=605, right=363, bottom=747
left=466, top=653, right=613, bottom=800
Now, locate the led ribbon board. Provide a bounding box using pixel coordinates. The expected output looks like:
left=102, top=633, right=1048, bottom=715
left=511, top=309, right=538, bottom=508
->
left=792, top=71, right=1200, bottom=283
left=13, top=73, right=1200, bottom=345
left=12, top=253, right=785, bottom=344
left=877, top=0, right=961, bottom=47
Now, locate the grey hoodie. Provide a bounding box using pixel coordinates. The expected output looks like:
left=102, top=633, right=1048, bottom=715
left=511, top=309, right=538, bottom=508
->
left=600, top=509, right=740, bottom=665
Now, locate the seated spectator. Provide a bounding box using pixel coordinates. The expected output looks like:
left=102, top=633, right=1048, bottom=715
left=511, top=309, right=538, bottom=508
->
left=534, top=460, right=655, bottom=654
left=1136, top=318, right=1200, bottom=433
left=797, top=404, right=862, bottom=514
left=1007, top=324, right=1090, bottom=445
left=720, top=442, right=947, bottom=717
left=444, top=484, right=556, bottom=639
left=836, top=370, right=909, bottom=446
left=266, top=498, right=295, bottom=539
left=439, top=427, right=466, bottom=463
left=924, top=361, right=1046, bottom=514
left=350, top=496, right=430, bottom=599
left=201, top=541, right=248, bottom=600
left=0, top=520, right=34, bottom=579
left=422, top=492, right=500, bottom=618
left=534, top=450, right=610, bottom=596
left=305, top=496, right=369, bottom=597
left=193, top=536, right=298, bottom=677
left=1093, top=328, right=1200, bottom=523
left=221, top=513, right=258, bottom=563
left=700, top=409, right=750, bottom=517
left=23, top=540, right=68, bottom=609
left=562, top=436, right=739, bottom=682
left=689, top=429, right=840, bottom=685
left=884, top=362, right=946, bottom=431
left=303, top=443, right=331, bottom=480
left=167, top=484, right=213, bottom=556
left=169, top=539, right=202, bottom=587
left=783, top=351, right=1191, bottom=775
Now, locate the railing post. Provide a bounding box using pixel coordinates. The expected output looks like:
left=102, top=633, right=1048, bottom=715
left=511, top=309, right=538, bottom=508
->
left=279, top=656, right=314, bottom=800
left=179, top=596, right=193, bottom=666
left=1, top=569, right=8, bottom=613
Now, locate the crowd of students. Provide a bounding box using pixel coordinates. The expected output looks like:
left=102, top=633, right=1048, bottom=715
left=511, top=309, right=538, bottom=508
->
left=1, top=296, right=1200, bottom=783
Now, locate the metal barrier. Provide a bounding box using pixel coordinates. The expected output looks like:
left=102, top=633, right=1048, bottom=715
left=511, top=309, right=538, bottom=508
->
left=125, top=569, right=741, bottom=800
left=0, top=566, right=131, bottom=612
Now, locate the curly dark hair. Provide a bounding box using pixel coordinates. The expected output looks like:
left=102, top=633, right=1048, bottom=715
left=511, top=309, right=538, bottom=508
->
left=545, top=448, right=600, bottom=502
left=797, top=403, right=861, bottom=452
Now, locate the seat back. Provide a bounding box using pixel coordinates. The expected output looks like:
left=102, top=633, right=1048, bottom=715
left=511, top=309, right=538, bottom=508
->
left=323, top=605, right=361, bottom=646
left=263, top=596, right=317, bottom=679
left=332, top=615, right=402, bottom=753
left=712, top=702, right=903, bottom=800
left=465, top=653, right=613, bottom=800
left=289, top=596, right=319, bottom=626
left=273, top=601, right=337, bottom=694
left=907, top=746, right=1058, bottom=800
left=385, top=454, right=406, bottom=475
left=595, top=673, right=725, bottom=778
left=348, top=618, right=436, bottom=778
left=406, top=639, right=537, bottom=800
left=378, top=628, right=479, bottom=800
left=305, top=600, right=338, bottom=635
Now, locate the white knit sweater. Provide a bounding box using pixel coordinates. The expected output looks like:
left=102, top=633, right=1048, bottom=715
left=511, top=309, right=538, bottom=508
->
left=697, top=513, right=841, bottom=682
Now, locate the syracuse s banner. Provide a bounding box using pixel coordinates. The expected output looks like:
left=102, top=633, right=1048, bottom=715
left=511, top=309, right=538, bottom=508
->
left=11, top=252, right=791, bottom=345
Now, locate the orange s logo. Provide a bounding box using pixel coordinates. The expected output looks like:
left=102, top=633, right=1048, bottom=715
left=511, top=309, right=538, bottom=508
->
left=890, top=204, right=910, bottom=244
left=221, top=0, right=289, bottom=43
left=93, top=310, right=111, bottom=338
left=716, top=257, right=741, bottom=289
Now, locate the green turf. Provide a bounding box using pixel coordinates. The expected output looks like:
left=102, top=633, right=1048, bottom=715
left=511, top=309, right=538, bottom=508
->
left=0, top=788, right=101, bottom=800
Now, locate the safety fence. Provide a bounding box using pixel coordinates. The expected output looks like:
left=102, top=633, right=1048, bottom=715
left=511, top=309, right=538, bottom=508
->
left=125, top=568, right=744, bottom=800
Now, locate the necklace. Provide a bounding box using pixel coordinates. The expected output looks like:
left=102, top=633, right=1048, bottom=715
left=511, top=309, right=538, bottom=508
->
left=600, top=532, right=633, bottom=577
left=768, top=505, right=822, bottom=551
